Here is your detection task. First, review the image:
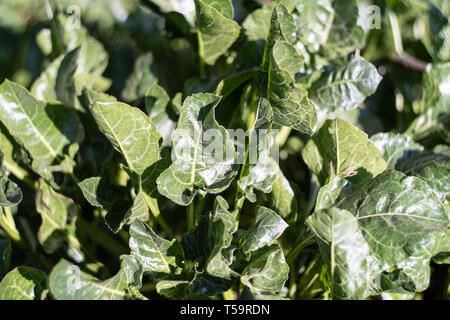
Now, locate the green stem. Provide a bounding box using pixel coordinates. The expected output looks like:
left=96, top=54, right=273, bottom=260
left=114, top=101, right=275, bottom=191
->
left=144, top=195, right=174, bottom=239
left=276, top=126, right=292, bottom=147
left=187, top=201, right=195, bottom=231
left=197, top=32, right=205, bottom=77
left=77, top=217, right=128, bottom=257
left=0, top=207, right=21, bottom=243
left=286, top=234, right=316, bottom=266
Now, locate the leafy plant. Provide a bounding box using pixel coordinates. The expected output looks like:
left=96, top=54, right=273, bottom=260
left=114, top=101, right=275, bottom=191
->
left=0, top=0, right=448, bottom=300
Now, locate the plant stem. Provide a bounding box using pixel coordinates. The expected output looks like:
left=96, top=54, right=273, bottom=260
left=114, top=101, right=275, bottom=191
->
left=286, top=234, right=316, bottom=266
left=187, top=201, right=195, bottom=231
left=0, top=207, right=21, bottom=243
left=144, top=195, right=174, bottom=239
left=197, top=32, right=205, bottom=77
left=223, top=288, right=236, bottom=300
left=77, top=217, right=128, bottom=257
left=276, top=126, right=292, bottom=147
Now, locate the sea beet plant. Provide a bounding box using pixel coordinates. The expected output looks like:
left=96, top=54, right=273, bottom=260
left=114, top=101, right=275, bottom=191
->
left=0, top=0, right=448, bottom=300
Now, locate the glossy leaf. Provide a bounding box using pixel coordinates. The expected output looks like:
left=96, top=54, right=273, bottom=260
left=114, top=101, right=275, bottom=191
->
left=241, top=244, right=289, bottom=295
left=309, top=56, right=382, bottom=113
left=85, top=89, right=161, bottom=175
left=36, top=180, right=80, bottom=254
left=157, top=93, right=238, bottom=206
left=145, top=84, right=177, bottom=147
left=49, top=255, right=144, bottom=300
left=0, top=153, right=22, bottom=207
left=194, top=0, right=241, bottom=65
left=308, top=170, right=449, bottom=299
left=122, top=53, right=158, bottom=102
left=129, top=220, right=179, bottom=274
left=371, top=133, right=424, bottom=169
left=0, top=267, right=47, bottom=300
left=238, top=98, right=279, bottom=202
left=239, top=206, right=288, bottom=253
left=0, top=80, right=84, bottom=170
left=302, top=118, right=387, bottom=184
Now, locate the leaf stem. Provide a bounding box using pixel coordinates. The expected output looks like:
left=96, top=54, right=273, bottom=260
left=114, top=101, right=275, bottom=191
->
left=144, top=195, right=174, bottom=239
left=197, top=32, right=205, bottom=77
left=187, top=201, right=196, bottom=231
left=286, top=234, right=316, bottom=266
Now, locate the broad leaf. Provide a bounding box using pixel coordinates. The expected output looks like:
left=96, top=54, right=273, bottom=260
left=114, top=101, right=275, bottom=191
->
left=0, top=80, right=84, bottom=169
left=0, top=153, right=22, bottom=207
left=308, top=170, right=449, bottom=299
left=241, top=244, right=289, bottom=295
left=157, top=93, right=238, bottom=206
left=78, top=177, right=133, bottom=233
left=309, top=56, right=382, bottom=114
left=36, top=180, right=81, bottom=255
left=129, top=220, right=179, bottom=274
left=307, top=207, right=380, bottom=299
left=294, top=0, right=334, bottom=52
left=122, top=53, right=158, bottom=102
left=194, top=0, right=241, bottom=65
left=0, top=267, right=47, bottom=300
left=238, top=98, right=279, bottom=202
left=49, top=255, right=144, bottom=300
left=239, top=206, right=288, bottom=253
left=85, top=89, right=161, bottom=175
left=396, top=151, right=450, bottom=207
left=371, top=133, right=424, bottom=169
left=144, top=0, right=196, bottom=24
left=302, top=118, right=387, bottom=184
left=145, top=84, right=177, bottom=146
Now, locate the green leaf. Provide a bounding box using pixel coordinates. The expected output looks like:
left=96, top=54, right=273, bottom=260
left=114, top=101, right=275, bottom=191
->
left=49, top=255, right=144, bottom=300
left=0, top=240, right=11, bottom=278
left=0, top=267, right=47, bottom=300
left=215, top=69, right=254, bottom=99
left=370, top=133, right=424, bottom=169
left=84, top=89, right=161, bottom=175
left=322, top=0, right=365, bottom=57
left=0, top=80, right=84, bottom=170
left=239, top=206, right=288, bottom=253
left=302, top=118, right=387, bottom=184
left=181, top=196, right=237, bottom=280
left=238, top=98, right=279, bottom=202
left=396, top=151, right=450, bottom=207
left=122, top=53, right=158, bottom=102
left=195, top=0, right=241, bottom=65
left=36, top=180, right=81, bottom=255
left=309, top=56, right=382, bottom=114
left=78, top=176, right=133, bottom=233
left=307, top=170, right=449, bottom=299
left=145, top=84, right=177, bottom=147
left=242, top=2, right=277, bottom=41
left=31, top=41, right=109, bottom=109
left=144, top=0, right=196, bottom=24
left=266, top=40, right=317, bottom=134
left=157, top=93, right=238, bottom=206
left=334, top=170, right=448, bottom=265
left=156, top=280, right=190, bottom=299
left=0, top=153, right=22, bottom=207
left=129, top=220, right=179, bottom=274
left=294, top=0, right=334, bottom=52
left=268, top=168, right=297, bottom=220
left=241, top=243, right=289, bottom=295
left=307, top=207, right=380, bottom=299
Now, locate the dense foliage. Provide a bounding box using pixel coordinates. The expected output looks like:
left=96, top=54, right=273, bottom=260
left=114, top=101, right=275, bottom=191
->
left=0, top=0, right=448, bottom=300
